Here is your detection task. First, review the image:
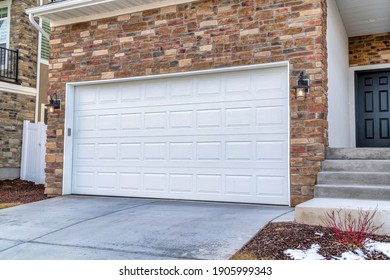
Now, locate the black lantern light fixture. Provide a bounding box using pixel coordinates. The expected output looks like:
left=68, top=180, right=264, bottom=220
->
left=294, top=72, right=310, bottom=100
left=46, top=94, right=62, bottom=113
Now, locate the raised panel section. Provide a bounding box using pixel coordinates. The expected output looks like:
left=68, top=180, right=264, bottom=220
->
left=145, top=82, right=166, bottom=100
left=97, top=144, right=117, bottom=160
left=196, top=175, right=221, bottom=194
left=225, top=74, right=251, bottom=95
left=365, top=119, right=374, bottom=139
left=119, top=173, right=141, bottom=190
left=96, top=172, right=116, bottom=189
left=120, top=143, right=141, bottom=160
left=77, top=116, right=96, bottom=131
left=380, top=118, right=389, bottom=139
left=99, top=87, right=119, bottom=104
left=226, top=108, right=251, bottom=127
left=197, top=142, right=221, bottom=160
left=144, top=173, right=166, bottom=191
left=364, top=78, right=373, bottom=86
left=144, top=143, right=166, bottom=160
left=226, top=175, right=253, bottom=195
left=379, top=91, right=389, bottom=112
left=170, top=143, right=193, bottom=160
left=169, top=79, right=192, bottom=98
left=256, top=106, right=283, bottom=125
left=76, top=172, right=94, bottom=189
left=379, top=77, right=388, bottom=85
left=170, top=111, right=193, bottom=128
left=121, top=113, right=142, bottom=130
left=76, top=144, right=95, bottom=159
left=197, top=109, right=221, bottom=128
left=257, top=142, right=284, bottom=160
left=196, top=76, right=221, bottom=96
left=121, top=83, right=143, bottom=102
left=226, top=142, right=252, bottom=160
left=145, top=112, right=167, bottom=129
left=257, top=176, right=285, bottom=196
left=98, top=114, right=118, bottom=130
left=169, top=174, right=193, bottom=193
left=365, top=91, right=373, bottom=112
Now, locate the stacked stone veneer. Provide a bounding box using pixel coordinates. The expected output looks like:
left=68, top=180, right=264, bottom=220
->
left=47, top=0, right=328, bottom=205
left=349, top=32, right=390, bottom=67
left=0, top=0, right=38, bottom=173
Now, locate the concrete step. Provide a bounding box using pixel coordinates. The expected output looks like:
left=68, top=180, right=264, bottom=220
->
left=327, top=148, right=390, bottom=160
left=315, top=184, right=390, bottom=200
left=317, top=171, right=390, bottom=186
left=322, top=160, right=390, bottom=172
left=295, top=198, right=390, bottom=235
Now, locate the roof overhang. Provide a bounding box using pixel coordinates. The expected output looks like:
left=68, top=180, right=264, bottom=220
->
left=335, top=0, right=390, bottom=37
left=26, top=0, right=198, bottom=27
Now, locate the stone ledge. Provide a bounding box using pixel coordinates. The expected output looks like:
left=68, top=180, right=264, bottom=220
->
left=295, top=198, right=390, bottom=235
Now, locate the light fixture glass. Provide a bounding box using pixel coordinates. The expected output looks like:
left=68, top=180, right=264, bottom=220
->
left=46, top=94, right=61, bottom=112
left=293, top=72, right=310, bottom=100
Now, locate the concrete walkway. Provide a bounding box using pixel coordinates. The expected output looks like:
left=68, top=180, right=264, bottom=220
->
left=0, top=196, right=292, bottom=260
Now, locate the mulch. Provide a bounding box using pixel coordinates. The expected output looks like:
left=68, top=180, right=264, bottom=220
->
left=232, top=222, right=390, bottom=260
left=0, top=179, right=47, bottom=204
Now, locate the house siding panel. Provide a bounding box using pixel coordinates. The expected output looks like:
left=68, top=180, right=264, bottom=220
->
left=47, top=0, right=328, bottom=205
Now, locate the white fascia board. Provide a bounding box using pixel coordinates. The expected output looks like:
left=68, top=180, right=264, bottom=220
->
left=0, top=82, right=37, bottom=96
left=26, top=0, right=115, bottom=17
left=26, top=0, right=199, bottom=27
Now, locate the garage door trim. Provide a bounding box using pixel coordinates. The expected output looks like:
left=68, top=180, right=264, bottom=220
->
left=62, top=61, right=290, bottom=205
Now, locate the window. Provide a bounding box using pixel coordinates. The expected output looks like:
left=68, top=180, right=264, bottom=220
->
left=41, top=20, right=50, bottom=61
left=0, top=6, right=8, bottom=49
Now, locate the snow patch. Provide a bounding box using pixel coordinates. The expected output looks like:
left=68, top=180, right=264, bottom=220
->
left=284, top=244, right=325, bottom=260
left=315, top=232, right=324, bottom=237
left=333, top=248, right=366, bottom=260
left=365, top=239, right=390, bottom=258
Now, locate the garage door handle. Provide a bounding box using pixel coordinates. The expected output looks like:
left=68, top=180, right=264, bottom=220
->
left=68, top=128, right=72, bottom=137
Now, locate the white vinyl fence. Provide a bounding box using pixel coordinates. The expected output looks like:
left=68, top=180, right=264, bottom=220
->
left=20, top=121, right=47, bottom=184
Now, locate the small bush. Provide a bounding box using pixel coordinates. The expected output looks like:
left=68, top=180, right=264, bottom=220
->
left=321, top=208, right=383, bottom=248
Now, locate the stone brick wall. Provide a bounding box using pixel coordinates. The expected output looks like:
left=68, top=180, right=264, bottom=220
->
left=47, top=0, right=328, bottom=205
left=10, top=0, right=39, bottom=88
left=0, top=0, right=38, bottom=172
left=349, top=32, right=390, bottom=67
left=0, top=92, right=35, bottom=168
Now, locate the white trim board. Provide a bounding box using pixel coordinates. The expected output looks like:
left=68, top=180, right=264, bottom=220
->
left=0, top=82, right=37, bottom=96
left=62, top=62, right=291, bottom=206
left=348, top=63, right=390, bottom=147
left=27, top=0, right=199, bottom=27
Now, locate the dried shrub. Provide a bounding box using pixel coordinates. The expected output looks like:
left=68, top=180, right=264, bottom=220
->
left=321, top=208, right=383, bottom=248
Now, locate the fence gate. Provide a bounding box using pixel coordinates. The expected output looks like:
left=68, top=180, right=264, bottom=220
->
left=20, top=121, right=47, bottom=184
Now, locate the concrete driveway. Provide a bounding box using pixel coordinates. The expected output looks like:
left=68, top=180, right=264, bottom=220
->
left=0, top=196, right=292, bottom=260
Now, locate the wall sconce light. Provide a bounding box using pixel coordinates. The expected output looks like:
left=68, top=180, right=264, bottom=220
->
left=294, top=72, right=310, bottom=100
left=46, top=94, right=62, bottom=113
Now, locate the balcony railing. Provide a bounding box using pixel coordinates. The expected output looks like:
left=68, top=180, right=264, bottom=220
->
left=0, top=47, right=19, bottom=84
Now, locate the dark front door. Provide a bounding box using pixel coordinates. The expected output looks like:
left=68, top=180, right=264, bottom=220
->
left=356, top=70, right=390, bottom=147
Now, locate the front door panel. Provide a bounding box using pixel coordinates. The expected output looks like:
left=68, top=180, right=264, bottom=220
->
left=357, top=70, right=390, bottom=147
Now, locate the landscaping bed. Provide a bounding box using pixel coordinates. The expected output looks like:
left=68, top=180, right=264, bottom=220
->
left=232, top=222, right=390, bottom=260
left=0, top=179, right=47, bottom=209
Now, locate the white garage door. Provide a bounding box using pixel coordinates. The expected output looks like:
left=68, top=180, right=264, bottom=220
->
left=70, top=66, right=289, bottom=205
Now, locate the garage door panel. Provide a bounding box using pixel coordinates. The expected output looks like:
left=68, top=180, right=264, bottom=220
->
left=72, top=166, right=288, bottom=204
left=71, top=66, right=289, bottom=205
left=74, top=99, right=288, bottom=138
left=75, top=67, right=287, bottom=112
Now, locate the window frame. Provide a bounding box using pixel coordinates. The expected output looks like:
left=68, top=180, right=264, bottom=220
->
left=0, top=0, right=11, bottom=50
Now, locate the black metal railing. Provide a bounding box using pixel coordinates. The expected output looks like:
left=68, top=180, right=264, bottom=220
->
left=0, top=47, right=19, bottom=84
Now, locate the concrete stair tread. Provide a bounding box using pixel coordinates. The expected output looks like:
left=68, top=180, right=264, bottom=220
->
left=297, top=197, right=390, bottom=210
left=316, top=184, right=390, bottom=188
left=319, top=171, right=390, bottom=174
left=327, top=148, right=390, bottom=160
